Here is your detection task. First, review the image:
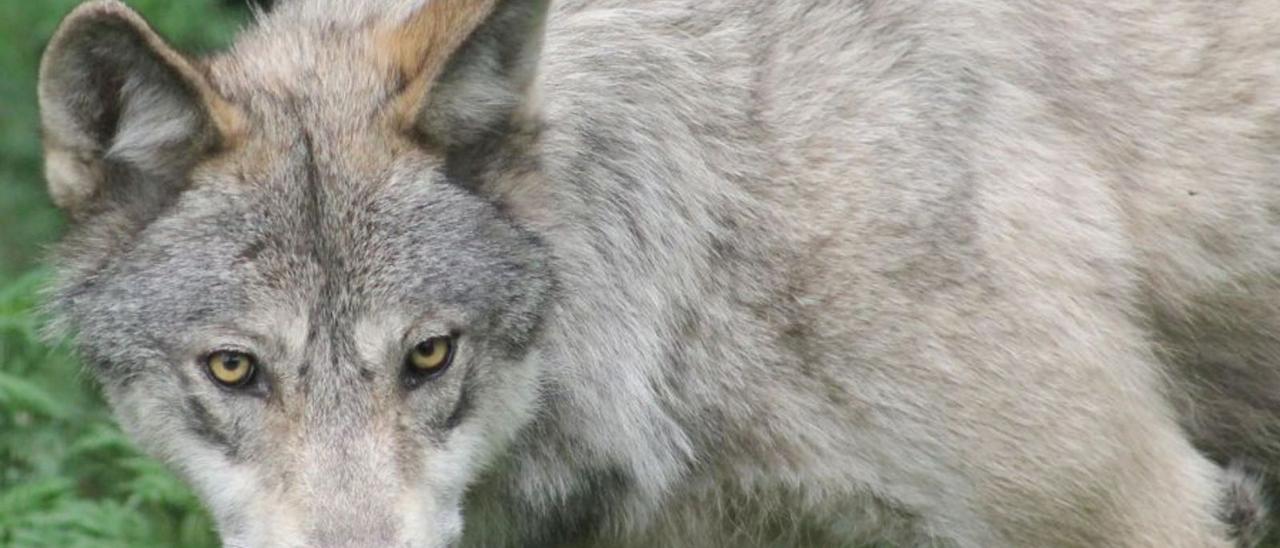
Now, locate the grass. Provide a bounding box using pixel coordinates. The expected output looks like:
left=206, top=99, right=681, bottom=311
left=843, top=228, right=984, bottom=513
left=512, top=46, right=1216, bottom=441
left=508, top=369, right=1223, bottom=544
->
left=0, top=2, right=248, bottom=546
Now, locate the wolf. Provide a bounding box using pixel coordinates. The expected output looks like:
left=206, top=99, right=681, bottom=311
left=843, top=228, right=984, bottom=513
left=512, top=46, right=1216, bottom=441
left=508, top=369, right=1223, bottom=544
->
left=35, top=0, right=1280, bottom=546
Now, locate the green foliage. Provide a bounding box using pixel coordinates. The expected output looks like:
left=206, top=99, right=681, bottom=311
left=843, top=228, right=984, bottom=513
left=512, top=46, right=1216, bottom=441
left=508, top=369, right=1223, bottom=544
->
left=1, top=270, right=221, bottom=548
left=0, top=2, right=249, bottom=546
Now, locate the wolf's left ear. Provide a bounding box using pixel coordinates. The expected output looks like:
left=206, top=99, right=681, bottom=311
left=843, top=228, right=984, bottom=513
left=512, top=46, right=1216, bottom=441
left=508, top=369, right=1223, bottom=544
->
left=383, top=0, right=550, bottom=148
left=38, top=0, right=241, bottom=215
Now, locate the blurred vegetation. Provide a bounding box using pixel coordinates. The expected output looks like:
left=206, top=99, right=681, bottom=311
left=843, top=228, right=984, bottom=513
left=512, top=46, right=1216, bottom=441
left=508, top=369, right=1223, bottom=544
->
left=1, top=2, right=250, bottom=546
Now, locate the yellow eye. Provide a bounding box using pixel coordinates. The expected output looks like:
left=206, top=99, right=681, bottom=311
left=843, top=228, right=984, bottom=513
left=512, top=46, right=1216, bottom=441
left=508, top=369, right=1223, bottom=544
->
left=206, top=350, right=257, bottom=387
left=407, top=336, right=454, bottom=374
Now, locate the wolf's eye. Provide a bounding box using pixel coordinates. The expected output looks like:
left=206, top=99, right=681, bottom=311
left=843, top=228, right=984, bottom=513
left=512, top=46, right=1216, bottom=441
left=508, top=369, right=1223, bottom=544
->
left=205, top=350, right=257, bottom=387
left=405, top=336, right=455, bottom=380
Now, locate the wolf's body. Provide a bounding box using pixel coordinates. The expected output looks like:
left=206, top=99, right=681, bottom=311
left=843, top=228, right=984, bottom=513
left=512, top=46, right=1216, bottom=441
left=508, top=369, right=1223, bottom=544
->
left=36, top=0, right=1280, bottom=546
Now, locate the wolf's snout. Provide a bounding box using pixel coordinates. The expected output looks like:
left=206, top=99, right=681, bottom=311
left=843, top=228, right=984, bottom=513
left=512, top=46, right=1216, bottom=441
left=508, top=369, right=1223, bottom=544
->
left=282, top=426, right=437, bottom=548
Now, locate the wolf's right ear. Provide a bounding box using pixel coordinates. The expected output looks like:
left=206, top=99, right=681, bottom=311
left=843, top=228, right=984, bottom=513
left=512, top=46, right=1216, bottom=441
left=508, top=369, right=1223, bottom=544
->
left=381, top=0, right=549, bottom=149
left=38, top=0, right=241, bottom=216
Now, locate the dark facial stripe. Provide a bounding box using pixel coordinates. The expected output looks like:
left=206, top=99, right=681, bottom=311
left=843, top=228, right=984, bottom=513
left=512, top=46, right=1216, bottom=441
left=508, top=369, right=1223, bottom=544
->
left=184, top=396, right=240, bottom=459
left=443, top=383, right=472, bottom=430
left=443, top=366, right=478, bottom=430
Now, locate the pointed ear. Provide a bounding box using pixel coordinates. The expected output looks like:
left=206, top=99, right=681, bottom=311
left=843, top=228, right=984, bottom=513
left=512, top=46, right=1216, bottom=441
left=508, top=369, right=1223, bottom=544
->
left=38, top=0, right=242, bottom=215
left=383, top=0, right=550, bottom=148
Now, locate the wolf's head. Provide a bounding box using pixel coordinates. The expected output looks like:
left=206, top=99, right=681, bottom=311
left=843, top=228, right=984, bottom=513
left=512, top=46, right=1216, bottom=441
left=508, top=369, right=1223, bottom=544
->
left=38, top=1, right=553, bottom=545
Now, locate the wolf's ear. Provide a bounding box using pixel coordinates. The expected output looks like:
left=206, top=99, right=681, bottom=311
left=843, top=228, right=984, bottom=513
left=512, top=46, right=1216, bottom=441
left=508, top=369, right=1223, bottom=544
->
left=38, top=0, right=241, bottom=215
left=383, top=0, right=549, bottom=148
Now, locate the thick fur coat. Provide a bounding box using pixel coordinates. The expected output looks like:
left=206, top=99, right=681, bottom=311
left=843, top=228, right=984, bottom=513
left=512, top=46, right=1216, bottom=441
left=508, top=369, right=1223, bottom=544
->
left=37, top=0, right=1280, bottom=546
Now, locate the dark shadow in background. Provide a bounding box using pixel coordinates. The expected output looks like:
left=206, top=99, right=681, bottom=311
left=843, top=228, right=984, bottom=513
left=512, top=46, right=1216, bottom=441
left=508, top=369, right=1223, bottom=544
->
left=226, top=0, right=275, bottom=11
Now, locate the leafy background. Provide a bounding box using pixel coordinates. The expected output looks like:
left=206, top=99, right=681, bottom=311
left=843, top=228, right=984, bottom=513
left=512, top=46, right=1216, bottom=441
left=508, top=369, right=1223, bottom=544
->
left=1, top=2, right=255, bottom=546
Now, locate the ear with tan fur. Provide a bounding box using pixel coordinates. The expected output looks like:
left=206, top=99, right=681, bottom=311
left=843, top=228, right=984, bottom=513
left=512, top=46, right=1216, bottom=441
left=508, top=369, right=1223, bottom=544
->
left=385, top=0, right=550, bottom=148
left=38, top=0, right=240, bottom=215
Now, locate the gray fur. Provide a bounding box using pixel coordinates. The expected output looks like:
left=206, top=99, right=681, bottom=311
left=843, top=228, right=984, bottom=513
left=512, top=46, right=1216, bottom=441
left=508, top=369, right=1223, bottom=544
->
left=36, top=0, right=1280, bottom=547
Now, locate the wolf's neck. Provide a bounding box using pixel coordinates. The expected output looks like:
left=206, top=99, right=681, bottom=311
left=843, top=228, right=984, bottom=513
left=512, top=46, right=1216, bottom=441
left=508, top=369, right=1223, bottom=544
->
left=460, top=6, right=795, bottom=542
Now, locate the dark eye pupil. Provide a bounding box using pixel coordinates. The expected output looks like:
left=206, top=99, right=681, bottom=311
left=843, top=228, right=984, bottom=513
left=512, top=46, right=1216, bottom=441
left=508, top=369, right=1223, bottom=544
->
left=403, top=336, right=455, bottom=389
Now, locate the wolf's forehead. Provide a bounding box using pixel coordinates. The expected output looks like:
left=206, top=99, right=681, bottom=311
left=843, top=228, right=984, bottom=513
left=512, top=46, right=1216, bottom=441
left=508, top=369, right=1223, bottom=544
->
left=208, top=28, right=402, bottom=125
left=214, top=155, right=489, bottom=310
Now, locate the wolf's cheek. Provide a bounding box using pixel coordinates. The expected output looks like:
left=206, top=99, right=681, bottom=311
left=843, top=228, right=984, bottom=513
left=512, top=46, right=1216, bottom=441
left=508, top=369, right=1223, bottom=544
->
left=99, top=363, right=201, bottom=462
left=174, top=446, right=288, bottom=546
left=398, top=483, right=465, bottom=548
left=104, top=381, right=273, bottom=544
